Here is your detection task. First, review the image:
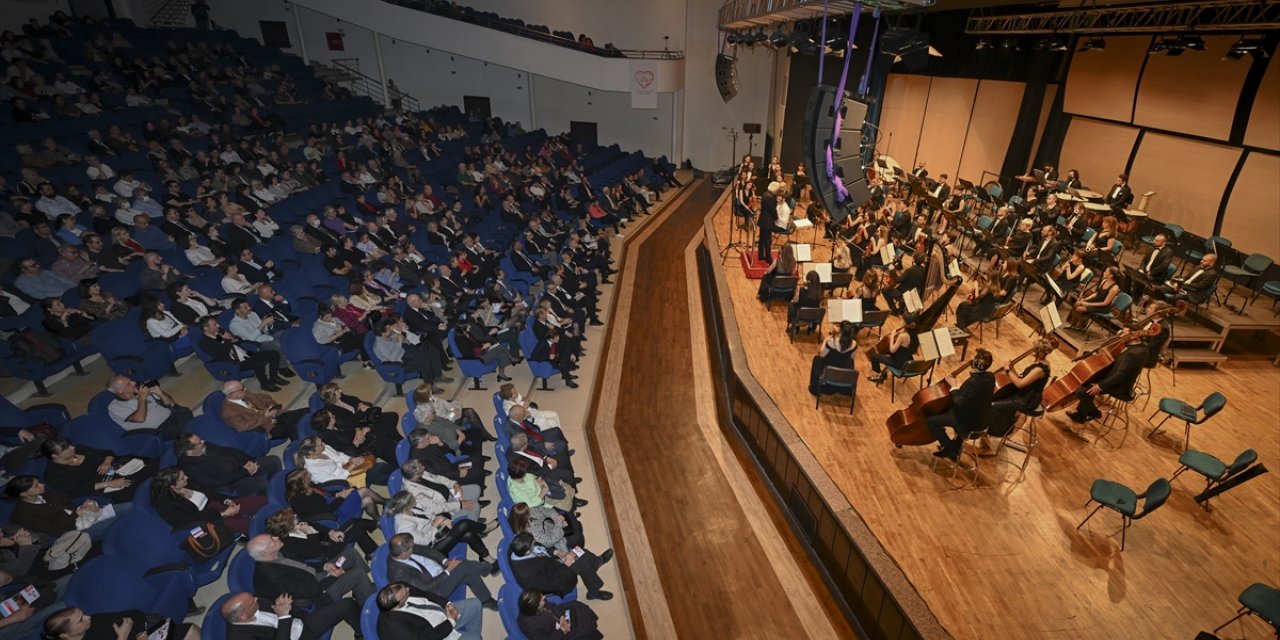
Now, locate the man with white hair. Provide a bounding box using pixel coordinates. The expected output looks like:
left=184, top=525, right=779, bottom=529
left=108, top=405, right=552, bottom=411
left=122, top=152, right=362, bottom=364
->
left=221, top=590, right=358, bottom=640
left=505, top=405, right=570, bottom=456
left=412, top=403, right=484, bottom=458
left=219, top=380, right=295, bottom=438
left=105, top=375, right=191, bottom=440
left=245, top=533, right=373, bottom=612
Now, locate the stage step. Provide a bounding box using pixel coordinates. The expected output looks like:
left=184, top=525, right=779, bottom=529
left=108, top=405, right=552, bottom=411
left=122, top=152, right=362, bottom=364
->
left=1170, top=348, right=1228, bottom=369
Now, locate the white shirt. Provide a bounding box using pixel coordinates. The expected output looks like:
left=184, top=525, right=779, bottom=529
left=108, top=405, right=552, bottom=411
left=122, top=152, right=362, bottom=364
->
left=395, top=553, right=444, bottom=578
left=302, top=445, right=351, bottom=483
left=187, top=488, right=209, bottom=510
left=253, top=218, right=279, bottom=239
left=222, top=275, right=255, bottom=295
left=176, top=297, right=209, bottom=318
left=229, top=312, right=270, bottom=342
left=239, top=611, right=302, bottom=640
left=86, top=164, right=116, bottom=181
left=1186, top=269, right=1204, bottom=284
left=396, top=598, right=460, bottom=640
left=35, top=195, right=81, bottom=218
left=145, top=312, right=184, bottom=339
left=113, top=178, right=141, bottom=199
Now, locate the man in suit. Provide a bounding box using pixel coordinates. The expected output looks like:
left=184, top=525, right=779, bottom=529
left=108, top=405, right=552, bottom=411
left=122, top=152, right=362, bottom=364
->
left=375, top=582, right=484, bottom=640
left=1137, top=234, right=1175, bottom=285
left=509, top=238, right=545, bottom=278
left=411, top=403, right=484, bottom=459
left=251, top=284, right=297, bottom=325
left=509, top=532, right=613, bottom=601
left=402, top=294, right=450, bottom=371
left=220, top=380, right=291, bottom=437
left=406, top=430, right=486, bottom=488
left=384, top=533, right=498, bottom=610
left=506, top=405, right=570, bottom=455
left=1025, top=225, right=1061, bottom=274
left=245, top=533, right=374, bottom=607
left=530, top=328, right=580, bottom=388
left=174, top=432, right=281, bottom=497
left=221, top=591, right=359, bottom=640
left=756, top=181, right=777, bottom=262
left=237, top=252, right=279, bottom=287
left=200, top=316, right=286, bottom=392
left=1105, top=173, right=1134, bottom=213
left=507, top=432, right=577, bottom=488
left=161, top=207, right=203, bottom=246
left=1067, top=335, right=1150, bottom=423
left=226, top=213, right=265, bottom=253
left=925, top=349, right=996, bottom=460
left=1151, top=253, right=1218, bottom=305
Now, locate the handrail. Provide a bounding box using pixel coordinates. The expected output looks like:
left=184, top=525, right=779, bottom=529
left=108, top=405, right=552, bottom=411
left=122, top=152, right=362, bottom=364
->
left=327, top=58, right=421, bottom=113
left=148, top=0, right=191, bottom=26
left=383, top=0, right=685, bottom=59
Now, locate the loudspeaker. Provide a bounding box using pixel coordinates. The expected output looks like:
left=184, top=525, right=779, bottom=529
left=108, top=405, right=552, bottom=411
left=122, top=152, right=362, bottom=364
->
left=801, top=86, right=871, bottom=222
left=715, top=54, right=738, bottom=102
left=742, top=123, right=761, bottom=134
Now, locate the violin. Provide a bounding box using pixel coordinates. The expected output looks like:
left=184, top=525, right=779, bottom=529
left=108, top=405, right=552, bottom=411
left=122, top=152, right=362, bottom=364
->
left=1040, top=302, right=1184, bottom=411
left=884, top=356, right=977, bottom=447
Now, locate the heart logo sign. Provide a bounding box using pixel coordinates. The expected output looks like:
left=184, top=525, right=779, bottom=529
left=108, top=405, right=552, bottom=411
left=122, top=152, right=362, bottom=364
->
left=634, top=70, right=654, bottom=89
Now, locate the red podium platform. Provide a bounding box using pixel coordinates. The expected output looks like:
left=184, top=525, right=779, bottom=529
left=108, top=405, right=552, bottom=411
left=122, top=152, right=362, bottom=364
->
left=740, top=252, right=771, bottom=279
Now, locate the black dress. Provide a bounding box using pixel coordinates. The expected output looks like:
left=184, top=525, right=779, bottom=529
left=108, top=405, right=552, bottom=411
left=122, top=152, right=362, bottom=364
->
left=955, top=292, right=996, bottom=330
left=989, top=363, right=1050, bottom=437
left=45, top=446, right=156, bottom=503
left=809, top=339, right=856, bottom=395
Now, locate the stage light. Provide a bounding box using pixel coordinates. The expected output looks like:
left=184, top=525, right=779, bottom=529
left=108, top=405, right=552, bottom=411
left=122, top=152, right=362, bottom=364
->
left=1080, top=36, right=1106, bottom=52
left=726, top=32, right=741, bottom=45
left=1225, top=36, right=1270, bottom=61
left=769, top=29, right=789, bottom=49
left=998, top=38, right=1020, bottom=53
left=975, top=37, right=990, bottom=51
left=1179, top=34, right=1205, bottom=51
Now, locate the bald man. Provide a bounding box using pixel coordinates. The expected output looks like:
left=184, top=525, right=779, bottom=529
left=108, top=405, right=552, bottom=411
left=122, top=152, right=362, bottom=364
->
left=221, top=591, right=358, bottom=640
left=105, top=375, right=191, bottom=440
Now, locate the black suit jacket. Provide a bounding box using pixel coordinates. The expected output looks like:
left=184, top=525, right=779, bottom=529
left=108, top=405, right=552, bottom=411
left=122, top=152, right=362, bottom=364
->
left=409, top=444, right=466, bottom=482
left=225, top=617, right=292, bottom=640
left=510, top=554, right=576, bottom=596
left=1105, top=184, right=1133, bottom=209
left=952, top=371, right=995, bottom=431
left=226, top=224, right=263, bottom=253
left=179, top=441, right=253, bottom=493
left=377, top=609, right=453, bottom=640
left=384, top=556, right=452, bottom=598
left=200, top=333, right=247, bottom=363
left=1097, top=344, right=1149, bottom=396
left=1027, top=238, right=1060, bottom=272
left=254, top=560, right=325, bottom=602
left=153, top=489, right=221, bottom=530
left=1138, top=246, right=1174, bottom=282
left=1181, top=268, right=1219, bottom=301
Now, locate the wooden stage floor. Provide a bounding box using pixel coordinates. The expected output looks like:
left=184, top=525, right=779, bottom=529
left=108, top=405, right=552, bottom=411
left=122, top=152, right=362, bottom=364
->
left=709, top=198, right=1280, bottom=639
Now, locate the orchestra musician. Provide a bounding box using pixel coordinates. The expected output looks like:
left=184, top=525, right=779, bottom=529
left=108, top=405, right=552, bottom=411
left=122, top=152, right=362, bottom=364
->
left=867, top=313, right=919, bottom=384
left=954, top=274, right=996, bottom=331
left=1025, top=225, right=1061, bottom=275
left=1059, top=203, right=1090, bottom=247
left=982, top=340, right=1054, bottom=454
left=1066, top=266, right=1120, bottom=330
left=1083, top=216, right=1121, bottom=265
left=843, top=271, right=882, bottom=312
left=1105, top=174, right=1134, bottom=219
left=883, top=258, right=925, bottom=316
left=926, top=348, right=996, bottom=461
left=1065, top=332, right=1149, bottom=424
left=756, top=178, right=777, bottom=262
left=1041, top=249, right=1090, bottom=305
left=1063, top=169, right=1082, bottom=191
left=912, top=162, right=928, bottom=179
left=1131, top=233, right=1174, bottom=299
left=808, top=322, right=858, bottom=396
left=756, top=242, right=797, bottom=302
left=1150, top=253, right=1219, bottom=306
left=1042, top=164, right=1059, bottom=189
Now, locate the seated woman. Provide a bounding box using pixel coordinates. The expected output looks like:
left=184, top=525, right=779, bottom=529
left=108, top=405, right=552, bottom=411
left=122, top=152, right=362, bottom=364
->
left=808, top=322, right=858, bottom=396
left=507, top=458, right=576, bottom=513
left=509, top=502, right=611, bottom=568
left=398, top=458, right=483, bottom=522
left=1043, top=249, right=1090, bottom=306
left=284, top=469, right=381, bottom=541
left=1066, top=266, right=1120, bottom=330
left=312, top=304, right=369, bottom=365
left=385, top=490, right=498, bottom=569
left=1083, top=215, right=1122, bottom=266
left=516, top=589, right=603, bottom=640
left=40, top=298, right=94, bottom=345
left=77, top=279, right=129, bottom=321
left=40, top=437, right=155, bottom=504
left=867, top=313, right=920, bottom=384
left=150, top=467, right=265, bottom=536
left=3, top=476, right=121, bottom=540
left=453, top=312, right=515, bottom=381
left=318, top=381, right=400, bottom=448
left=294, top=435, right=381, bottom=492
left=499, top=382, right=561, bottom=429
left=264, top=506, right=376, bottom=562
left=787, top=270, right=825, bottom=331
left=219, top=262, right=255, bottom=296
left=140, top=298, right=192, bottom=352
left=756, top=243, right=797, bottom=302
left=982, top=339, right=1054, bottom=453
left=309, top=409, right=394, bottom=485
left=954, top=275, right=997, bottom=330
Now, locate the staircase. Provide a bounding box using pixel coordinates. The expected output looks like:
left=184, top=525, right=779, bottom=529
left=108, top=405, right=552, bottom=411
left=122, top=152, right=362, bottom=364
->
left=149, top=0, right=195, bottom=27
left=311, top=58, right=422, bottom=113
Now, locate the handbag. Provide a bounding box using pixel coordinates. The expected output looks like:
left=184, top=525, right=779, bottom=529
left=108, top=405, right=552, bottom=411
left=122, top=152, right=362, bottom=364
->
left=181, top=519, right=234, bottom=561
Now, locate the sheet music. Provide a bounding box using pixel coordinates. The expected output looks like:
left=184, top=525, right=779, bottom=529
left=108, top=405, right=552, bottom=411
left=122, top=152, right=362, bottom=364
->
left=947, top=259, right=962, bottom=279
left=1045, top=276, right=1063, bottom=299
left=1039, top=303, right=1063, bottom=333
left=800, top=262, right=833, bottom=283
left=793, top=218, right=814, bottom=230
left=827, top=298, right=863, bottom=324
left=902, top=289, right=922, bottom=314
left=792, top=243, right=813, bottom=262
left=917, top=327, right=955, bottom=361
left=880, top=243, right=896, bottom=265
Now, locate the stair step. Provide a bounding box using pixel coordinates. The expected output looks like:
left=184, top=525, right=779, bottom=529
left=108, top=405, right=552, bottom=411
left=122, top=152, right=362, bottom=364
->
left=1169, top=349, right=1228, bottom=369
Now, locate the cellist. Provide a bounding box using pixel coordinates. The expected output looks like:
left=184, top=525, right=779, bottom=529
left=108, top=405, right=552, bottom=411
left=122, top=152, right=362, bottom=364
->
left=926, top=348, right=996, bottom=461
left=1066, top=332, right=1150, bottom=423
left=981, top=340, right=1054, bottom=455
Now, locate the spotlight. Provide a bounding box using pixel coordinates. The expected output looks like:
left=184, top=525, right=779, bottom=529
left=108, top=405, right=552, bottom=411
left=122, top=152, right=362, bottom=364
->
left=1149, top=37, right=1179, bottom=55
left=769, top=30, right=789, bottom=49
left=1080, top=36, right=1106, bottom=52
left=1050, top=38, right=1069, bottom=52
left=1225, top=36, right=1270, bottom=61
left=975, top=37, right=990, bottom=51
left=1180, top=34, right=1205, bottom=51
left=997, top=38, right=1020, bottom=53
left=749, top=29, right=768, bottom=45
left=726, top=32, right=741, bottom=45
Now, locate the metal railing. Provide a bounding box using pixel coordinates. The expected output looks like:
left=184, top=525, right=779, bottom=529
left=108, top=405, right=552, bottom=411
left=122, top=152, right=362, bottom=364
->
left=384, top=0, right=684, bottom=59
left=327, top=58, right=421, bottom=113
left=965, top=0, right=1280, bottom=35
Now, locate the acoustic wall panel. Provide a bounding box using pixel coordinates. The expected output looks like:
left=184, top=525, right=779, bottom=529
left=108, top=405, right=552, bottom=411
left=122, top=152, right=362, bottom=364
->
left=1134, top=36, right=1250, bottom=141
left=1063, top=36, right=1149, bottom=123
left=957, top=80, right=1025, bottom=184
left=877, top=74, right=931, bottom=168
left=1245, top=56, right=1280, bottom=151
left=1027, top=84, right=1059, bottom=171
left=916, top=77, right=979, bottom=179
left=1128, top=133, right=1242, bottom=238
left=1058, top=117, right=1139, bottom=195
left=1220, top=153, right=1280, bottom=258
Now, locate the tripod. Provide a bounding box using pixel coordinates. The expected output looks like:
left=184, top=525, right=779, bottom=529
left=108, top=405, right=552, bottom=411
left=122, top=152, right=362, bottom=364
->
left=721, top=192, right=756, bottom=262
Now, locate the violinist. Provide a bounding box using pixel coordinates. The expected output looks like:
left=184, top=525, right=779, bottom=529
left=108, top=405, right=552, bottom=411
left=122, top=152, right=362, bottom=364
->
left=1066, top=266, right=1120, bottom=330
left=831, top=237, right=853, bottom=274
left=954, top=274, right=996, bottom=331
left=883, top=259, right=924, bottom=316
left=1084, top=216, right=1121, bottom=265
left=788, top=270, right=824, bottom=328
left=756, top=243, right=797, bottom=302
left=983, top=340, right=1054, bottom=454
left=1041, top=249, right=1090, bottom=306
left=1066, top=333, right=1149, bottom=423
left=926, top=348, right=996, bottom=461
left=1005, top=218, right=1034, bottom=260
left=867, top=313, right=919, bottom=384
left=809, top=322, right=858, bottom=395
left=843, top=271, right=881, bottom=312
left=1059, top=203, right=1090, bottom=247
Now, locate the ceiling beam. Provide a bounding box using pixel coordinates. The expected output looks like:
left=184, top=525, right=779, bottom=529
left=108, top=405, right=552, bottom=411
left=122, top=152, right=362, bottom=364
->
left=965, top=0, right=1280, bottom=36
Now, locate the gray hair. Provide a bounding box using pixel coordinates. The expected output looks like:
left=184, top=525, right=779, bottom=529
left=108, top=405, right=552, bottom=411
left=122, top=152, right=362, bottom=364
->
left=412, top=403, right=436, bottom=425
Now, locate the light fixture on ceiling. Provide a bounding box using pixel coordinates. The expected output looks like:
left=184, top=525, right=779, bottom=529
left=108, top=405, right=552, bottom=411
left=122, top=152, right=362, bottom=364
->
left=1224, top=36, right=1270, bottom=61
left=1080, top=36, right=1106, bottom=52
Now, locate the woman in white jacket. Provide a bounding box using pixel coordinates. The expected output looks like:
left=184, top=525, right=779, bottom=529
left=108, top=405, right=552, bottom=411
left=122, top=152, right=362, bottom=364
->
left=386, top=490, right=498, bottom=567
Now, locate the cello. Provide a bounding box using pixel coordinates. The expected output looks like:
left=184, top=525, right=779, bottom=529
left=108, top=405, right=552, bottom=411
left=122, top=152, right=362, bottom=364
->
left=1040, top=301, right=1184, bottom=412
left=990, top=336, right=1060, bottom=401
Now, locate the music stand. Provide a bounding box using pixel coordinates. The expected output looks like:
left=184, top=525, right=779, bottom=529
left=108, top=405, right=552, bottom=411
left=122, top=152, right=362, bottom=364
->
left=721, top=195, right=756, bottom=261
left=1017, top=259, right=1046, bottom=309
left=1123, top=265, right=1154, bottom=302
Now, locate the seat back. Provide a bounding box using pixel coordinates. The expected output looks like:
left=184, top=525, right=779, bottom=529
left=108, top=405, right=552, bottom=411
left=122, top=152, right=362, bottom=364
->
left=201, top=594, right=234, bottom=640
left=498, top=583, right=530, bottom=640
left=227, top=549, right=255, bottom=593
left=770, top=275, right=799, bottom=295
left=1111, top=292, right=1133, bottom=314
left=1135, top=478, right=1172, bottom=519
left=898, top=359, right=934, bottom=378
left=1243, top=253, right=1274, bottom=274
left=360, top=593, right=380, bottom=640
left=1198, top=392, right=1227, bottom=422
left=820, top=366, right=858, bottom=389
left=794, top=307, right=825, bottom=324
left=1223, top=449, right=1259, bottom=481
left=860, top=309, right=891, bottom=328
left=1163, top=223, right=1184, bottom=240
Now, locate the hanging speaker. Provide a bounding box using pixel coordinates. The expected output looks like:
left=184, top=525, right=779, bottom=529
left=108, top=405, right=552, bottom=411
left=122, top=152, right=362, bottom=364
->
left=715, top=54, right=738, bottom=102
left=802, top=86, right=872, bottom=223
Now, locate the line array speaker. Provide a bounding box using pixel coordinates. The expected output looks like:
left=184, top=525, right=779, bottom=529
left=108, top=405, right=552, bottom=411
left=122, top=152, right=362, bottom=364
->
left=715, top=54, right=738, bottom=103
left=801, top=86, right=872, bottom=223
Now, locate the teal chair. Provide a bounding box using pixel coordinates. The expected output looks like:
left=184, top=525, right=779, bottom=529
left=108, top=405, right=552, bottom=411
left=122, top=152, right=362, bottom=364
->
left=1076, top=477, right=1171, bottom=550
left=1170, top=448, right=1257, bottom=511
left=1222, top=253, right=1273, bottom=311
left=1212, top=583, right=1280, bottom=636
left=814, top=366, right=858, bottom=414
left=1147, top=391, right=1226, bottom=451
left=1082, top=292, right=1133, bottom=338
left=1252, top=280, right=1280, bottom=316
left=885, top=359, right=933, bottom=403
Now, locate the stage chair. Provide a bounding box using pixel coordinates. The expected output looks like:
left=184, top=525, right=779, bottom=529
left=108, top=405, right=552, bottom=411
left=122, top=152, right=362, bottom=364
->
left=977, top=300, right=1018, bottom=343
left=1212, top=583, right=1280, bottom=636
left=1253, top=280, right=1280, bottom=316
left=857, top=309, right=891, bottom=337
left=1169, top=448, right=1257, bottom=512
left=827, top=271, right=854, bottom=297
left=814, top=366, right=858, bottom=414
left=886, top=359, right=933, bottom=403
left=1076, top=477, right=1170, bottom=551
left=995, top=405, right=1042, bottom=473
left=932, top=424, right=991, bottom=488
left=764, top=275, right=799, bottom=310
left=1093, top=388, right=1138, bottom=447
left=1147, top=392, right=1226, bottom=452
left=1082, top=292, right=1133, bottom=338
left=1222, top=253, right=1273, bottom=311
left=787, top=306, right=825, bottom=339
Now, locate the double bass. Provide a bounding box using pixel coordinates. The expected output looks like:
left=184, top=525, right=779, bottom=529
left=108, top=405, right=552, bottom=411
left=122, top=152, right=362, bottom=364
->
left=1040, top=302, right=1184, bottom=412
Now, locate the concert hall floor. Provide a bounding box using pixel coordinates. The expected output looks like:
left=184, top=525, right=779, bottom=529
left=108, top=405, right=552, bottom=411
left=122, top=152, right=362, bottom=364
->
left=710, top=200, right=1280, bottom=640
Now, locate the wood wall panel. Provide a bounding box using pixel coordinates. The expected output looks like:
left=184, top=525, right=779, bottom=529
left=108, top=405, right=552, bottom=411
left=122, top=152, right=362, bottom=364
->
left=1220, top=153, right=1280, bottom=258
left=1134, top=36, right=1250, bottom=141
left=1245, top=56, right=1280, bottom=151
left=1058, top=117, right=1139, bottom=194
left=1027, top=84, right=1059, bottom=171
left=957, top=80, right=1025, bottom=184
left=878, top=74, right=931, bottom=169
left=916, top=77, right=979, bottom=179
left=1063, top=35, right=1149, bottom=122
left=1128, top=133, right=1241, bottom=238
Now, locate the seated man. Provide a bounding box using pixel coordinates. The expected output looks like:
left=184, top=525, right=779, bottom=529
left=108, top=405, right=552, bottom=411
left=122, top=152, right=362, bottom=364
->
left=399, top=458, right=482, bottom=521
left=220, top=380, right=296, bottom=439
left=221, top=591, right=358, bottom=640
left=138, top=251, right=184, bottom=292
left=174, top=432, right=281, bottom=497
left=13, top=259, right=74, bottom=300
left=43, top=608, right=200, bottom=640
left=1151, top=253, right=1218, bottom=306
left=508, top=432, right=576, bottom=488
left=199, top=315, right=287, bottom=391
left=411, top=403, right=484, bottom=459
left=924, top=349, right=996, bottom=460
left=228, top=298, right=296, bottom=377
left=406, top=429, right=485, bottom=488
left=1067, top=334, right=1149, bottom=423
left=506, top=405, right=569, bottom=456
left=509, top=532, right=613, bottom=602
left=251, top=284, right=297, bottom=325
left=106, top=376, right=192, bottom=440
left=245, top=533, right=373, bottom=610
left=411, top=384, right=487, bottom=437
left=384, top=533, right=497, bottom=610
left=376, top=582, right=483, bottom=640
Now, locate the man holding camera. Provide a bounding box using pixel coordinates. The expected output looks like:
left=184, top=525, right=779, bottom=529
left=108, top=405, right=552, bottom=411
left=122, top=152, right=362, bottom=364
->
left=105, top=375, right=192, bottom=440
